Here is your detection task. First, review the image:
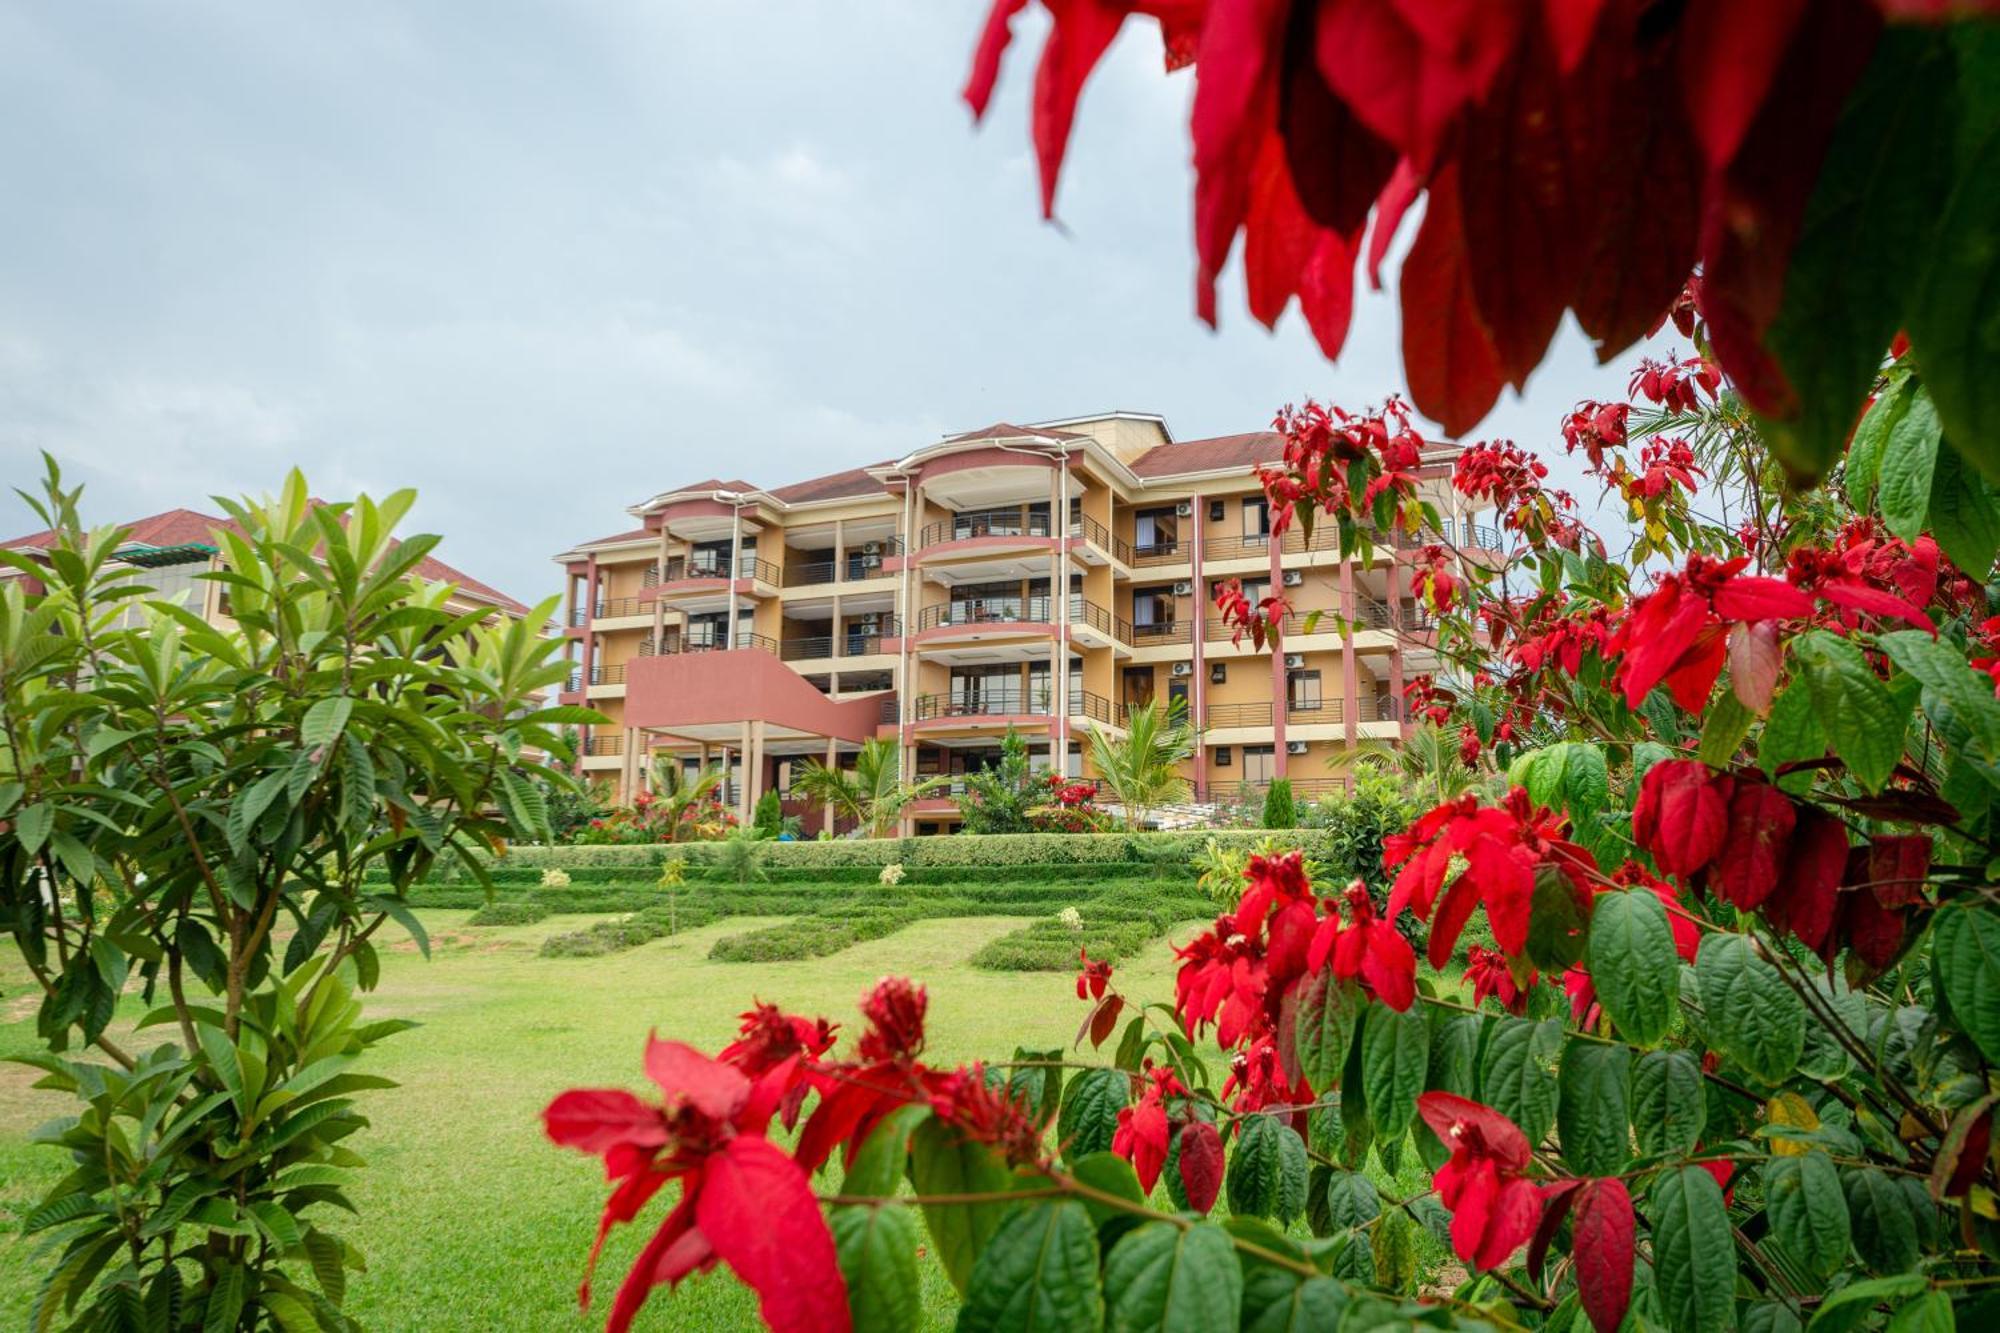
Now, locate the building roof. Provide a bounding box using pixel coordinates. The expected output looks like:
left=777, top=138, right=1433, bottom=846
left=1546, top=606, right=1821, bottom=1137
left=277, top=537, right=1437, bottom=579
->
left=670, top=478, right=759, bottom=495
left=4, top=505, right=531, bottom=616
left=939, top=422, right=1090, bottom=446
left=765, top=462, right=894, bottom=505
left=1128, top=432, right=1287, bottom=478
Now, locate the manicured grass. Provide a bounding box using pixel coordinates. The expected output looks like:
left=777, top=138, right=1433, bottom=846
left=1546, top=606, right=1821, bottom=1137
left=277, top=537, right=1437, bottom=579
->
left=0, top=906, right=1441, bottom=1330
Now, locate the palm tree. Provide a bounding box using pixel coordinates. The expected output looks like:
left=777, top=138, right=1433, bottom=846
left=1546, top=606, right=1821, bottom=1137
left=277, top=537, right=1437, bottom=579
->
left=1086, top=698, right=1196, bottom=830
left=647, top=758, right=726, bottom=842
left=789, top=737, right=948, bottom=838
left=1325, top=721, right=1481, bottom=806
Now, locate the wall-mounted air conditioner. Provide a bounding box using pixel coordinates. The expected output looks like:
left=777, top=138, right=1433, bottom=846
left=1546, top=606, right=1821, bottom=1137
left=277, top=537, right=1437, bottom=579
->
left=863, top=540, right=882, bottom=555
left=1170, top=662, right=1193, bottom=678
left=1284, top=653, right=1306, bottom=669
left=1281, top=569, right=1304, bottom=587
left=1173, top=581, right=1193, bottom=596
left=1287, top=741, right=1309, bottom=755
left=1210, top=663, right=1227, bottom=684
left=1175, top=502, right=1194, bottom=518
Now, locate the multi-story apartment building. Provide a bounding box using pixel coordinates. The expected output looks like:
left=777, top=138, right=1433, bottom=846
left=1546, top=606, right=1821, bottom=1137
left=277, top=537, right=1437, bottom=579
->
left=554, top=413, right=1499, bottom=832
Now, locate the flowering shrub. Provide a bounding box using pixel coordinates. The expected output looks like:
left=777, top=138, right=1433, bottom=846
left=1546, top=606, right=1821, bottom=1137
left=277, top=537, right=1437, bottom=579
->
left=573, top=788, right=737, bottom=844
left=1057, top=905, right=1083, bottom=932
left=542, top=866, right=573, bottom=889
left=878, top=861, right=905, bottom=887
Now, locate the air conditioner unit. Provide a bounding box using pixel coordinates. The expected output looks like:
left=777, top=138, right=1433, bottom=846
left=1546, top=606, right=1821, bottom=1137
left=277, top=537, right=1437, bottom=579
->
left=1209, top=663, right=1227, bottom=684
left=1287, top=741, right=1309, bottom=756
left=1281, top=569, right=1304, bottom=587
left=863, top=540, right=882, bottom=556
left=1175, top=502, right=1194, bottom=518
left=1284, top=653, right=1306, bottom=669
left=1170, top=662, right=1193, bottom=678
left=1172, top=580, right=1193, bottom=596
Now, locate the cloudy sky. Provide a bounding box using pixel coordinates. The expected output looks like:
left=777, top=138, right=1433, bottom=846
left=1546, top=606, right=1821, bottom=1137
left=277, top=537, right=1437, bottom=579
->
left=0, top=2, right=1680, bottom=604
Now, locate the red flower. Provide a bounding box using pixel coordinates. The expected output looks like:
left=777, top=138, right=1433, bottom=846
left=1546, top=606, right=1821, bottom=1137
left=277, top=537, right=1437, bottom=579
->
left=543, top=1036, right=850, bottom=1333
left=1385, top=789, right=1596, bottom=965
left=1075, top=950, right=1113, bottom=1002
left=1607, top=553, right=1812, bottom=711
left=857, top=976, right=927, bottom=1064
left=1785, top=518, right=1943, bottom=634
left=927, top=1062, right=1050, bottom=1169
left=717, top=1002, right=837, bottom=1129
left=1466, top=945, right=1533, bottom=1015
left=1561, top=400, right=1628, bottom=470
left=1765, top=808, right=1848, bottom=950
left=1418, top=1092, right=1543, bottom=1272
left=1629, top=354, right=1721, bottom=412
left=1076, top=949, right=1125, bottom=1048
left=1306, top=879, right=1417, bottom=1012
left=1112, top=1065, right=1187, bottom=1194
left=1631, top=760, right=1730, bottom=879
left=1710, top=778, right=1796, bottom=910
left=1457, top=723, right=1483, bottom=767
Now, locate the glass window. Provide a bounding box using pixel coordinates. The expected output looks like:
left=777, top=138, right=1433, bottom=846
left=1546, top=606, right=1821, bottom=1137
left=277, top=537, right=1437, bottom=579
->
left=111, top=556, right=209, bottom=628
left=1241, top=744, right=1276, bottom=784
left=1243, top=497, right=1270, bottom=537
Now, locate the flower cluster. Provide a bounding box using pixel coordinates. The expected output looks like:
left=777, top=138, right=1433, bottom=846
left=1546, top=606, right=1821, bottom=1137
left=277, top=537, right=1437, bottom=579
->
left=1629, top=354, right=1721, bottom=412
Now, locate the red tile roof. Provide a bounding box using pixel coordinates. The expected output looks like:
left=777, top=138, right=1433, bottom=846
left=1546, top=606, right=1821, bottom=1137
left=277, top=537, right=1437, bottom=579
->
left=668, top=478, right=759, bottom=495
left=939, top=422, right=1089, bottom=445
left=5, top=505, right=531, bottom=616
left=1128, top=432, right=1286, bottom=478
left=573, top=526, right=654, bottom=549
left=766, top=463, right=893, bottom=504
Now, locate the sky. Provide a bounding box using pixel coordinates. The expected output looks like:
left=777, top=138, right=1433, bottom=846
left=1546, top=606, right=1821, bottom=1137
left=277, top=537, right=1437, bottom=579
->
left=0, top=1, right=1680, bottom=605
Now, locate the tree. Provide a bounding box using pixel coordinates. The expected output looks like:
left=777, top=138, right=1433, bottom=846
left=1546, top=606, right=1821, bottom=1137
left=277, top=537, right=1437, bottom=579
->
left=1259, top=776, right=1296, bottom=828
left=955, top=726, right=1038, bottom=833
left=789, top=736, right=947, bottom=838
left=752, top=787, right=784, bottom=838
left=1327, top=722, right=1485, bottom=807
left=2, top=459, right=576, bottom=1330
left=644, top=758, right=727, bottom=843
left=1084, top=698, right=1195, bottom=830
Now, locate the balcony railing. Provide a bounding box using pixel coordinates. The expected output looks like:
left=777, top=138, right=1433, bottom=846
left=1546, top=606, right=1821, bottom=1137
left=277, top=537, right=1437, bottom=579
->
left=1205, top=702, right=1272, bottom=728
left=915, top=595, right=1126, bottom=639
left=1287, top=697, right=1342, bottom=722
left=590, top=596, right=647, bottom=620
left=1129, top=620, right=1192, bottom=646
left=908, top=687, right=1121, bottom=724
left=918, top=506, right=1054, bottom=550
left=582, top=734, right=623, bottom=757
left=1202, top=531, right=1273, bottom=562
left=1069, top=513, right=1132, bottom=563
left=659, top=552, right=781, bottom=586
left=843, top=621, right=900, bottom=655
left=781, top=539, right=904, bottom=588
left=1205, top=612, right=1306, bottom=642
left=1278, top=526, right=1342, bottom=555
left=565, top=662, right=632, bottom=690
left=780, top=635, right=833, bottom=661
left=1131, top=538, right=1185, bottom=567
left=651, top=631, right=780, bottom=657
left=776, top=627, right=899, bottom=660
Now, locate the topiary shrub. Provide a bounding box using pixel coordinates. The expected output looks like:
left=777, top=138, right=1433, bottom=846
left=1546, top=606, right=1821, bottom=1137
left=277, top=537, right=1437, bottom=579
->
left=1260, top=777, right=1296, bottom=829
left=467, top=900, right=551, bottom=927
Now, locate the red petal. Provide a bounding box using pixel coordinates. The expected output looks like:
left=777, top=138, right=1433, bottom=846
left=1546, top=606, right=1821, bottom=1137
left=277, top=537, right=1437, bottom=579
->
left=1476, top=1175, right=1543, bottom=1271
left=1298, top=226, right=1360, bottom=360
left=544, top=1089, right=668, bottom=1156
left=1366, top=158, right=1421, bottom=290
left=1178, top=1119, right=1225, bottom=1213
left=1028, top=0, right=1134, bottom=218
left=1677, top=0, right=1814, bottom=171
left=1617, top=589, right=1709, bottom=708
left=1865, top=834, right=1932, bottom=908
left=608, top=1195, right=706, bottom=1333
left=1728, top=620, right=1783, bottom=714
left=1362, top=922, right=1418, bottom=1012
left=1820, top=579, right=1936, bottom=632
left=1467, top=839, right=1535, bottom=956
left=1712, top=780, right=1796, bottom=910
left=1711, top=575, right=1814, bottom=623
left=1417, top=1092, right=1532, bottom=1169
left=1572, top=1178, right=1637, bottom=1333
left=697, top=1136, right=852, bottom=1333
left=1635, top=761, right=1728, bottom=879
left=1771, top=809, right=1847, bottom=949
left=1543, top=0, right=1607, bottom=73
left=1280, top=1, right=1398, bottom=234
left=963, top=0, right=1032, bottom=118
left=1658, top=624, right=1729, bottom=713
left=645, top=1038, right=751, bottom=1123
left=1191, top=0, right=1289, bottom=322
left=1428, top=872, right=1483, bottom=970
left=1089, top=993, right=1126, bottom=1048
left=1400, top=165, right=1507, bottom=435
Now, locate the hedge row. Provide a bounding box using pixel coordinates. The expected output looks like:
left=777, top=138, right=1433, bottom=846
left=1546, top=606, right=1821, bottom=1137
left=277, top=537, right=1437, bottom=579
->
left=707, top=907, right=925, bottom=964
left=970, top=884, right=1215, bottom=972
left=465, top=901, right=550, bottom=927
left=424, top=878, right=1131, bottom=917
left=384, top=861, right=1182, bottom=889
left=456, top=828, right=1321, bottom=873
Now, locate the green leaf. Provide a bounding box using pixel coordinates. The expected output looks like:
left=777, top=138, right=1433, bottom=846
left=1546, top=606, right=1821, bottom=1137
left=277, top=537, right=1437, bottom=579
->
left=1879, top=630, right=2000, bottom=765
left=1879, top=385, right=1945, bottom=542
left=1525, top=866, right=1593, bottom=975
left=1416, top=1012, right=1480, bottom=1171
left=908, top=1117, right=1016, bottom=1295
left=1322, top=1169, right=1379, bottom=1230
left=957, top=1200, right=1103, bottom=1333
left=1058, top=1067, right=1127, bottom=1165
left=202, top=1264, right=245, bottom=1333
left=1227, top=1115, right=1290, bottom=1222
left=300, top=696, right=352, bottom=749
left=1765, top=1151, right=1851, bottom=1280
left=1699, top=691, right=1757, bottom=768
left=831, top=1204, right=922, bottom=1333
left=1632, top=1049, right=1707, bottom=1158
left=1846, top=378, right=1912, bottom=510
left=1650, top=1164, right=1737, bottom=1333
left=1792, top=629, right=1911, bottom=793
left=1885, top=1290, right=1955, bottom=1333
left=1102, top=1221, right=1241, bottom=1333
left=1068, top=1151, right=1147, bottom=1228
left=1563, top=744, right=1611, bottom=819
left=1360, top=1000, right=1428, bottom=1138
left=1805, top=1274, right=1929, bottom=1333
left=1696, top=933, right=1805, bottom=1084
left=1933, top=902, right=2000, bottom=1064
left=1556, top=1040, right=1631, bottom=1177
left=1759, top=679, right=1825, bottom=778
left=1928, top=435, right=2000, bottom=573
left=1586, top=889, right=1681, bottom=1047
left=1761, top=27, right=1956, bottom=486
left=1241, top=1273, right=1349, bottom=1333
left=1844, top=1166, right=1920, bottom=1275
left=845, top=1103, right=930, bottom=1197
left=1909, top=25, right=2000, bottom=482
left=1292, top=970, right=1360, bottom=1092
left=361, top=894, right=430, bottom=961
left=1479, top=1017, right=1560, bottom=1149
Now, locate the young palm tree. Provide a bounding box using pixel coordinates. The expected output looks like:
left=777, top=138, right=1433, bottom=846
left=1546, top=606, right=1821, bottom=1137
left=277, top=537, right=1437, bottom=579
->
left=789, top=736, right=947, bottom=838
left=1086, top=698, right=1196, bottom=830
left=1325, top=721, right=1481, bottom=806
left=647, top=758, right=726, bottom=842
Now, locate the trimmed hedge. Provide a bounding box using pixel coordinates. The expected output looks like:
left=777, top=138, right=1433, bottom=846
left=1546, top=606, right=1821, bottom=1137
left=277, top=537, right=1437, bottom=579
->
left=707, top=907, right=924, bottom=963
left=382, top=861, right=1182, bottom=889
left=969, top=883, right=1214, bottom=972
left=465, top=901, right=550, bottom=927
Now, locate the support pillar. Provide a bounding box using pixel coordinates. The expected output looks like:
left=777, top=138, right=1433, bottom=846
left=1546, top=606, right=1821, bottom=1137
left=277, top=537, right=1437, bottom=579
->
left=737, top=722, right=753, bottom=824
left=1189, top=498, right=1207, bottom=801
left=1386, top=560, right=1407, bottom=738
left=1340, top=560, right=1360, bottom=794
left=1269, top=532, right=1288, bottom=780
left=823, top=737, right=838, bottom=836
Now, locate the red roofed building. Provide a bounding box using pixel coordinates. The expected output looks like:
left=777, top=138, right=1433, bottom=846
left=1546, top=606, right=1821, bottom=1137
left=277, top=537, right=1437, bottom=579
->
left=5, top=503, right=531, bottom=621
left=553, top=411, right=1495, bottom=830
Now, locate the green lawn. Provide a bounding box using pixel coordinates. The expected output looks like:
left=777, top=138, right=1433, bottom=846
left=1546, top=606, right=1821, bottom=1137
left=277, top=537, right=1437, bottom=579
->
left=0, top=907, right=1438, bottom=1330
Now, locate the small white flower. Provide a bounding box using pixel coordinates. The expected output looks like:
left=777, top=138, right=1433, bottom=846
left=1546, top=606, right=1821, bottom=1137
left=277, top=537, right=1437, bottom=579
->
left=1058, top=906, right=1083, bottom=932
left=879, top=862, right=906, bottom=886
left=541, top=867, right=572, bottom=889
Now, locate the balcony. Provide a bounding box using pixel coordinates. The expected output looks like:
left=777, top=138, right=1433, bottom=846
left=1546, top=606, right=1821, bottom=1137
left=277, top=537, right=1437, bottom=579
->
left=1202, top=532, right=1273, bottom=562
left=780, top=635, right=834, bottom=661
left=1070, top=513, right=1132, bottom=564
left=777, top=626, right=902, bottom=661
left=565, top=662, right=631, bottom=691
left=582, top=734, right=623, bottom=757
left=908, top=688, right=1121, bottom=725
left=782, top=539, right=905, bottom=588
left=915, top=595, right=1127, bottom=641
left=1131, top=538, right=1185, bottom=568
left=657, top=552, right=781, bottom=587
left=918, top=506, right=1053, bottom=550
left=1129, top=620, right=1192, bottom=647
left=1205, top=701, right=1272, bottom=728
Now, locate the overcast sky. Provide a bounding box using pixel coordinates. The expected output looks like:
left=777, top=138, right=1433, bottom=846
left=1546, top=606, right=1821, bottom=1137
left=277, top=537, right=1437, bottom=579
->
left=0, top=2, right=1680, bottom=604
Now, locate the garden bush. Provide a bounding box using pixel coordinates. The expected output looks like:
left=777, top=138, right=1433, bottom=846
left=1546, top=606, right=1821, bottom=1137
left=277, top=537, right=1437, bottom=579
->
left=1260, top=776, right=1296, bottom=828
left=466, top=899, right=552, bottom=927
left=707, top=906, right=926, bottom=963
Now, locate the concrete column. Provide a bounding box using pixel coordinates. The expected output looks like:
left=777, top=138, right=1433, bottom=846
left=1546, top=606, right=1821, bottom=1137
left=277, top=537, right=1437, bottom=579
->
left=1340, top=559, right=1360, bottom=756
left=1269, top=533, right=1287, bottom=780
left=737, top=722, right=753, bottom=823
left=1387, top=559, right=1407, bottom=738
left=748, top=721, right=766, bottom=810
left=579, top=555, right=601, bottom=775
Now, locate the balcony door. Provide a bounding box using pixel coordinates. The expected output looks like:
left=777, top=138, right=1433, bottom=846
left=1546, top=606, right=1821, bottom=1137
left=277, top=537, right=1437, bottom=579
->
left=1123, top=667, right=1155, bottom=712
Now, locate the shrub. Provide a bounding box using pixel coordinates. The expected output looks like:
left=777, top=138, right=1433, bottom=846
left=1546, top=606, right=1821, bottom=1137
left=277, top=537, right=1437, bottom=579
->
left=752, top=788, right=784, bottom=837
left=541, top=866, right=573, bottom=888
left=1260, top=776, right=1297, bottom=828
left=467, top=900, right=552, bottom=927
left=879, top=861, right=905, bottom=886
left=707, top=906, right=922, bottom=963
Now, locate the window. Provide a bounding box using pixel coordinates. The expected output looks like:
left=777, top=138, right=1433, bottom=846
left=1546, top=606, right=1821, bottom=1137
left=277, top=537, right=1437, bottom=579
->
left=111, top=555, right=210, bottom=628
left=1240, top=577, right=1271, bottom=605
left=1132, top=585, right=1175, bottom=628
left=1241, top=745, right=1275, bottom=783
left=1209, top=499, right=1226, bottom=522
left=1288, top=669, right=1323, bottom=710
left=1215, top=746, right=1233, bottom=767
left=1134, top=506, right=1179, bottom=553
left=1243, top=497, right=1270, bottom=538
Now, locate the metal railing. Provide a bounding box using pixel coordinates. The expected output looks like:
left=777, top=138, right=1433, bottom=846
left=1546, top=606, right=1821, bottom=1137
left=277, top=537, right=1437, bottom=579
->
left=654, top=630, right=780, bottom=657
left=1129, top=620, right=1191, bottom=646
left=1202, top=531, right=1273, bottom=561
left=780, top=635, right=833, bottom=661
left=1287, top=698, right=1342, bottom=722
left=1131, top=539, right=1185, bottom=566
left=564, top=662, right=629, bottom=690
left=1205, top=701, right=1272, bottom=728
left=659, top=552, right=781, bottom=585
left=908, top=686, right=1120, bottom=723
left=590, top=596, right=646, bottom=620
left=918, top=506, right=1054, bottom=550
left=915, top=595, right=1125, bottom=640
left=777, top=628, right=899, bottom=660
left=1279, top=526, right=1342, bottom=555
left=842, top=622, right=899, bottom=655
left=581, top=734, right=622, bottom=757
left=1070, top=513, right=1132, bottom=563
